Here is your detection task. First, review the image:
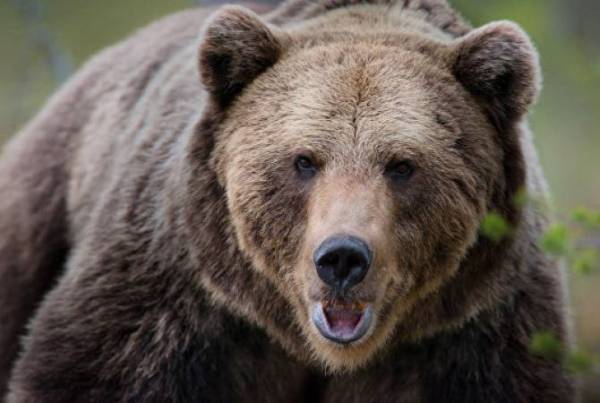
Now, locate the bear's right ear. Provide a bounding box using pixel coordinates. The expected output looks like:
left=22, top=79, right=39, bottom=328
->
left=199, top=6, right=285, bottom=107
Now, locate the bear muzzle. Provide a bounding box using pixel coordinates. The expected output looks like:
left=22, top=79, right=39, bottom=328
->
left=309, top=235, right=376, bottom=344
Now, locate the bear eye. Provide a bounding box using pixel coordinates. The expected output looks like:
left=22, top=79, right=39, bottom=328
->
left=385, top=160, right=414, bottom=182
left=294, top=155, right=317, bottom=180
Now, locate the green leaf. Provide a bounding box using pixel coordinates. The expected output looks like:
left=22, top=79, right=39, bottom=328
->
left=572, top=248, right=600, bottom=276
left=565, top=349, right=596, bottom=374
left=481, top=212, right=511, bottom=242
left=529, top=331, right=563, bottom=360
left=512, top=188, right=547, bottom=211
left=571, top=207, right=600, bottom=230
left=512, top=188, right=530, bottom=208
left=541, top=224, right=570, bottom=256
left=572, top=207, right=590, bottom=223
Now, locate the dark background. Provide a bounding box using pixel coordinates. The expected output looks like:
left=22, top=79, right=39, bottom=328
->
left=1, top=0, right=598, bottom=399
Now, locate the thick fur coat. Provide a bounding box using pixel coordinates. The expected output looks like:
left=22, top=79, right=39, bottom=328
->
left=0, top=0, right=575, bottom=401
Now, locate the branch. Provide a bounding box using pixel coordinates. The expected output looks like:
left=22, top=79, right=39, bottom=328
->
left=11, top=0, right=73, bottom=84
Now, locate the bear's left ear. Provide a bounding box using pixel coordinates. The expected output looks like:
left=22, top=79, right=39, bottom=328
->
left=199, top=6, right=286, bottom=107
left=451, top=21, right=541, bottom=129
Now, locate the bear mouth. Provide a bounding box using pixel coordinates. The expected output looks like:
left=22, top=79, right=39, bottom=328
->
left=311, top=299, right=373, bottom=344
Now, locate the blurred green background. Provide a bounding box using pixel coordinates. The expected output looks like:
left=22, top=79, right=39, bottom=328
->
left=1, top=0, right=599, bottom=399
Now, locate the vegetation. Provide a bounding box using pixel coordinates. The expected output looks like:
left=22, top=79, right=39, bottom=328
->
left=481, top=201, right=600, bottom=379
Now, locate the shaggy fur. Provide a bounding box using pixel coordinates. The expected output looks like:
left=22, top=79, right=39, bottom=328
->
left=0, top=0, right=575, bottom=401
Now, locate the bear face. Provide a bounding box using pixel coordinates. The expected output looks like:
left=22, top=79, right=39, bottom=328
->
left=200, top=5, right=540, bottom=371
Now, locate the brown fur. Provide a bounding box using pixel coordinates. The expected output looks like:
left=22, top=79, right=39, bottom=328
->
left=0, top=0, right=575, bottom=401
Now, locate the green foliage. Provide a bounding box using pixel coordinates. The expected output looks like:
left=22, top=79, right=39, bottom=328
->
left=572, top=248, right=600, bottom=276
left=530, top=331, right=599, bottom=375
left=540, top=224, right=570, bottom=256
left=483, top=195, right=599, bottom=278
left=480, top=212, right=511, bottom=242
left=512, top=187, right=548, bottom=212
left=571, top=207, right=600, bottom=230
left=566, top=349, right=597, bottom=374
left=512, top=188, right=530, bottom=208
left=530, top=331, right=563, bottom=360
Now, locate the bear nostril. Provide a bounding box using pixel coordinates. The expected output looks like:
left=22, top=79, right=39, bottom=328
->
left=320, top=254, right=339, bottom=267
left=313, top=236, right=372, bottom=292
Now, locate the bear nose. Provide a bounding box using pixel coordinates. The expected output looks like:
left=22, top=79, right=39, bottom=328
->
left=313, top=236, right=372, bottom=292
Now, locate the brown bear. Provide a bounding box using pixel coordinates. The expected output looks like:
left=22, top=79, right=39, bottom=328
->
left=0, top=0, right=576, bottom=401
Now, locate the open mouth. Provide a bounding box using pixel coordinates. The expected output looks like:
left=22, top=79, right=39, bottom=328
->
left=311, top=300, right=373, bottom=344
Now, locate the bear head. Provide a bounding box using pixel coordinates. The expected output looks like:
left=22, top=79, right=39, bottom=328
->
left=195, top=4, right=540, bottom=371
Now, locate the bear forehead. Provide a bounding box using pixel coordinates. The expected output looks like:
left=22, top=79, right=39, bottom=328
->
left=227, top=43, right=483, bottom=157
